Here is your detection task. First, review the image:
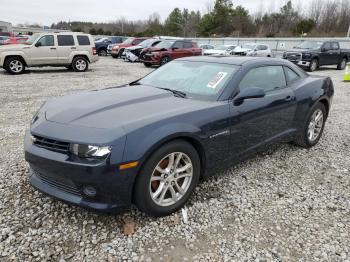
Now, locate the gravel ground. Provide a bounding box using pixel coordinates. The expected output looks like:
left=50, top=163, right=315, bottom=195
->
left=0, top=57, right=349, bottom=261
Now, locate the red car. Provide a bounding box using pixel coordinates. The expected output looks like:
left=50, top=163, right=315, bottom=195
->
left=111, top=37, right=149, bottom=58
left=3, top=36, right=29, bottom=45
left=141, top=40, right=202, bottom=67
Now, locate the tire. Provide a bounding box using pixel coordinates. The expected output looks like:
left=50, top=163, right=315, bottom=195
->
left=308, top=58, right=318, bottom=72
left=111, top=54, right=118, bottom=58
left=4, top=57, right=25, bottom=74
left=134, top=140, right=201, bottom=217
left=337, top=57, right=347, bottom=70
left=160, top=56, right=171, bottom=66
left=144, top=62, right=152, bottom=68
left=71, top=56, right=89, bottom=72
left=98, top=49, right=107, bottom=56
left=118, top=49, right=125, bottom=58
left=294, top=103, right=327, bottom=148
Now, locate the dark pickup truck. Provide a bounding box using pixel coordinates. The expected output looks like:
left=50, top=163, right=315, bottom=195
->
left=283, top=41, right=350, bottom=72
left=95, top=36, right=127, bottom=56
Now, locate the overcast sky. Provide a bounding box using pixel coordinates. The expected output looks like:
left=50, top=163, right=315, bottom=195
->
left=1, top=0, right=303, bottom=26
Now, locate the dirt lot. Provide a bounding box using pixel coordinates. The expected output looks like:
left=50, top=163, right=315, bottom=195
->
left=0, top=57, right=349, bottom=261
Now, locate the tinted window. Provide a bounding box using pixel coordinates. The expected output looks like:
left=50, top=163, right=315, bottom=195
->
left=77, top=35, right=90, bottom=45
left=173, top=41, right=184, bottom=49
left=323, top=42, right=331, bottom=50
left=258, top=45, right=268, bottom=50
left=239, top=66, right=286, bottom=92
left=57, top=35, right=75, bottom=46
left=37, top=35, right=54, bottom=46
left=184, top=42, right=193, bottom=48
left=331, top=42, right=339, bottom=50
left=284, top=67, right=300, bottom=83
left=133, top=39, right=145, bottom=45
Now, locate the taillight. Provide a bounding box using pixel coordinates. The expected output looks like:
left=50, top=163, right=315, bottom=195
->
left=92, top=47, right=97, bottom=55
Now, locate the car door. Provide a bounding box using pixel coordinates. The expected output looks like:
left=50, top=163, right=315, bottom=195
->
left=229, top=65, right=297, bottom=157
left=330, top=42, right=341, bottom=64
left=56, top=35, right=76, bottom=64
left=28, top=35, right=57, bottom=65
left=319, top=42, right=333, bottom=65
left=171, top=41, right=186, bottom=59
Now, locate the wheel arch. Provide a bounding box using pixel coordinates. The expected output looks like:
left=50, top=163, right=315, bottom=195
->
left=4, top=54, right=28, bottom=66
left=318, top=98, right=330, bottom=118
left=71, top=54, right=90, bottom=63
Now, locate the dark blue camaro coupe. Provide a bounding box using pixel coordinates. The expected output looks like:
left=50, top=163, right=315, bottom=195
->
left=25, top=56, right=334, bottom=217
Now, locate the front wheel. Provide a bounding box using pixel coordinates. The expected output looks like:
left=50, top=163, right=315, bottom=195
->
left=308, top=59, right=318, bottom=72
left=4, top=57, right=25, bottom=74
left=294, top=103, right=326, bottom=148
left=98, top=49, right=107, bottom=56
left=160, top=56, right=170, bottom=66
left=144, top=62, right=152, bottom=68
left=72, top=56, right=89, bottom=72
left=134, top=140, right=200, bottom=217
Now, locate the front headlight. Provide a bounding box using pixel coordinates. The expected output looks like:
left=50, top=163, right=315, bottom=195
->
left=69, top=144, right=112, bottom=158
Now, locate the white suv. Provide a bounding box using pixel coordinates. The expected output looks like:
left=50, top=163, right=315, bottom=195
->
left=0, top=32, right=98, bottom=74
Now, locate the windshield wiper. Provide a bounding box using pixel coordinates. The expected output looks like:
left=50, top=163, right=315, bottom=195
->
left=157, top=87, right=187, bottom=98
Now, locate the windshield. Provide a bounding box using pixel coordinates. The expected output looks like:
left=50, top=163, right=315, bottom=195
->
left=217, top=45, right=230, bottom=50
left=154, top=41, right=175, bottom=49
left=296, top=41, right=323, bottom=49
left=243, top=44, right=256, bottom=49
left=139, top=61, right=239, bottom=100
left=122, top=38, right=134, bottom=44
left=95, top=37, right=108, bottom=43
left=25, top=34, right=40, bottom=45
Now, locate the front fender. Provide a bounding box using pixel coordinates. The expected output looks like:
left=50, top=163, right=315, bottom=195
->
left=123, top=122, right=202, bottom=163
left=1, top=51, right=29, bottom=66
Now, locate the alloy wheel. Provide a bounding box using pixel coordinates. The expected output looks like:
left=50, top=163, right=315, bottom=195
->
left=307, top=109, right=324, bottom=142
left=149, top=152, right=193, bottom=207
left=310, top=60, right=318, bottom=71
left=9, top=60, right=23, bottom=73
left=75, top=59, right=87, bottom=71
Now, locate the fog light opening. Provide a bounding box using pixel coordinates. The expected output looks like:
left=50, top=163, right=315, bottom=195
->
left=83, top=186, right=97, bottom=197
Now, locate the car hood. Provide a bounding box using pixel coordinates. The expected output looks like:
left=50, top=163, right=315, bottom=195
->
left=204, top=49, right=226, bottom=55
left=234, top=47, right=252, bottom=53
left=45, top=85, right=211, bottom=131
left=0, top=44, right=28, bottom=52
left=285, top=48, right=318, bottom=53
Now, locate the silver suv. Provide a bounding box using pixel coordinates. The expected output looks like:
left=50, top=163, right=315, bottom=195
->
left=0, top=32, right=98, bottom=74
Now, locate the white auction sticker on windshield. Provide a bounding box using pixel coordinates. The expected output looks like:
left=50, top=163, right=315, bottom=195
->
left=207, top=72, right=228, bottom=89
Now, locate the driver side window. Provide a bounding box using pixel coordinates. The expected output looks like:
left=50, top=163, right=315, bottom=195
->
left=239, top=66, right=286, bottom=92
left=173, top=41, right=184, bottom=49
left=37, top=35, right=54, bottom=46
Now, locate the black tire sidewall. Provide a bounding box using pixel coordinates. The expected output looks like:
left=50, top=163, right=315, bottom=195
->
left=5, top=57, right=25, bottom=74
left=160, top=56, right=170, bottom=66
left=144, top=63, right=152, bottom=67
left=98, top=49, right=107, bottom=56
left=302, top=103, right=326, bottom=147
left=134, top=140, right=200, bottom=217
left=72, top=57, right=88, bottom=72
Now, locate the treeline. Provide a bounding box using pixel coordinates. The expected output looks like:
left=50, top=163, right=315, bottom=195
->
left=50, top=0, right=350, bottom=37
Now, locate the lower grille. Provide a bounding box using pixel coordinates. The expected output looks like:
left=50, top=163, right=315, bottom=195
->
left=285, top=52, right=302, bottom=61
left=32, top=135, right=70, bottom=154
left=36, top=172, right=81, bottom=196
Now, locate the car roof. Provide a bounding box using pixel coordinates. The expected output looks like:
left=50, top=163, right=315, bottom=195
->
left=177, top=56, right=288, bottom=66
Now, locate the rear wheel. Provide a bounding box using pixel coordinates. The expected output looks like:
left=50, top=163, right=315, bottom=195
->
left=4, top=57, right=25, bottom=74
left=308, top=58, right=318, bottom=72
left=118, top=48, right=125, bottom=58
left=144, top=62, right=152, bottom=68
left=294, top=103, right=326, bottom=148
left=337, top=58, right=347, bottom=70
left=72, top=56, right=89, bottom=72
left=134, top=140, right=200, bottom=217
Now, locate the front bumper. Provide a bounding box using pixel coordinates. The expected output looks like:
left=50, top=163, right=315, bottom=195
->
left=24, top=130, right=136, bottom=213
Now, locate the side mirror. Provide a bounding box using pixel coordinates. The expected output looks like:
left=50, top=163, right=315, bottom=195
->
left=321, top=47, right=326, bottom=52
left=234, top=87, right=265, bottom=105
left=35, top=42, right=42, bottom=47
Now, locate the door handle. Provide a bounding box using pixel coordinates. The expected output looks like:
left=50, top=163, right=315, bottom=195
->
left=50, top=47, right=56, bottom=50
left=71, top=47, right=77, bottom=50
left=285, top=96, right=292, bottom=101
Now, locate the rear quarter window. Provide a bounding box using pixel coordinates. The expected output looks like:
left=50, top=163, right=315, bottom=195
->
left=77, top=35, right=90, bottom=45
left=57, top=35, right=75, bottom=46
left=184, top=42, right=193, bottom=48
